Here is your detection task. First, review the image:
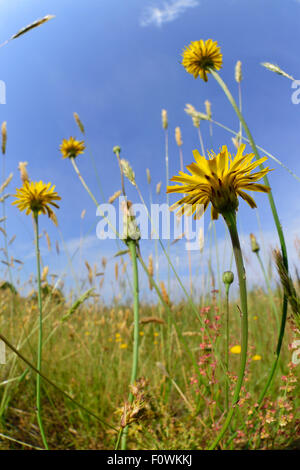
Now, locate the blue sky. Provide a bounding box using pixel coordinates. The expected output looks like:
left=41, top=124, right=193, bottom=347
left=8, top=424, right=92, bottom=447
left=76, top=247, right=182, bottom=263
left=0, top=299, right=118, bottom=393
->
left=1, top=0, right=300, bottom=301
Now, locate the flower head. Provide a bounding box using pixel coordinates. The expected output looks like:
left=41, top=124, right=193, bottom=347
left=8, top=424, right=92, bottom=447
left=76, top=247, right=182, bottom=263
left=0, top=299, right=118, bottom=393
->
left=182, top=39, right=222, bottom=82
left=12, top=181, right=61, bottom=223
left=252, top=354, right=262, bottom=361
left=230, top=345, right=241, bottom=354
left=167, top=144, right=272, bottom=220
left=60, top=137, right=85, bottom=159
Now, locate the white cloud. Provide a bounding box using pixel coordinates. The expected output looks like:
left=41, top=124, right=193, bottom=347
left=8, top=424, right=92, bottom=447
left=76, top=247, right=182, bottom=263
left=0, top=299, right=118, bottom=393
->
left=140, top=0, right=199, bottom=27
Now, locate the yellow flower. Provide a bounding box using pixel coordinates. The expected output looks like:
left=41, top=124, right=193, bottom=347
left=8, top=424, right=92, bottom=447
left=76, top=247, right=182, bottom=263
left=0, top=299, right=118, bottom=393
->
left=120, top=343, right=128, bottom=349
left=12, top=181, right=61, bottom=223
left=252, top=354, right=262, bottom=361
left=253, top=315, right=258, bottom=321
left=60, top=137, right=85, bottom=159
left=182, top=39, right=223, bottom=82
left=167, top=144, right=272, bottom=220
left=139, top=331, right=144, bottom=336
left=230, top=345, right=241, bottom=354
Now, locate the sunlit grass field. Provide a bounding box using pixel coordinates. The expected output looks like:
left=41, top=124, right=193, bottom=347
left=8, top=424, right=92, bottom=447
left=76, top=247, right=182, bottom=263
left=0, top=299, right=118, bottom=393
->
left=0, top=283, right=298, bottom=450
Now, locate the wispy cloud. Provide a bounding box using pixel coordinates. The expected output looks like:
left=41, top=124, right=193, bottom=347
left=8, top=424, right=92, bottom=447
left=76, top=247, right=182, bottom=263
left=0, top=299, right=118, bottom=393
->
left=140, top=0, right=199, bottom=27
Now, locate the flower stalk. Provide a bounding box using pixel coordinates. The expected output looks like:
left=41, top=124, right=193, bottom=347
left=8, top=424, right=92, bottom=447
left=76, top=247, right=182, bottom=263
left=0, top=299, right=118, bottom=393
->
left=209, top=68, right=289, bottom=403
left=209, top=211, right=248, bottom=449
left=33, top=212, right=49, bottom=450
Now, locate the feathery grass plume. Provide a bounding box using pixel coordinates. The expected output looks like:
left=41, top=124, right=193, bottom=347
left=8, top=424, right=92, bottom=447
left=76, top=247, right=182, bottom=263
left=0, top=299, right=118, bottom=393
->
left=250, top=233, right=260, bottom=253
left=148, top=254, right=153, bottom=290
left=160, top=281, right=170, bottom=305
left=235, top=60, right=242, bottom=83
left=73, top=112, right=85, bottom=134
left=121, top=260, right=128, bottom=275
left=120, top=159, right=136, bottom=187
left=55, top=240, right=60, bottom=255
left=184, top=103, right=208, bottom=128
left=232, top=132, right=242, bottom=150
left=273, top=249, right=300, bottom=330
left=80, top=209, right=86, bottom=219
left=161, top=109, right=168, bottom=130
left=175, top=127, right=183, bottom=147
left=8, top=234, right=16, bottom=246
left=18, top=162, right=29, bottom=184
left=1, top=122, right=7, bottom=155
left=108, top=190, right=122, bottom=204
left=182, top=39, right=222, bottom=82
left=60, top=137, right=85, bottom=159
left=146, top=168, right=151, bottom=185
left=41, top=266, right=49, bottom=283
left=204, top=100, right=212, bottom=120
left=102, top=257, right=107, bottom=269
left=43, top=230, right=51, bottom=251
left=61, top=289, right=94, bottom=322
left=115, top=262, right=119, bottom=282
left=99, top=277, right=104, bottom=290
left=85, top=261, right=93, bottom=286
left=140, top=316, right=165, bottom=325
left=0, top=173, right=13, bottom=194
left=10, top=15, right=55, bottom=40
left=261, top=62, right=294, bottom=81
left=156, top=181, right=162, bottom=195
left=198, top=227, right=204, bottom=253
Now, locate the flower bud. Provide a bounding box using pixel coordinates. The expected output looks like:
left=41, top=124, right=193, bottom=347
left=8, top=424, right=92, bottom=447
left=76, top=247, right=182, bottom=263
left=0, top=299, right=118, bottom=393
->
left=222, top=271, right=234, bottom=285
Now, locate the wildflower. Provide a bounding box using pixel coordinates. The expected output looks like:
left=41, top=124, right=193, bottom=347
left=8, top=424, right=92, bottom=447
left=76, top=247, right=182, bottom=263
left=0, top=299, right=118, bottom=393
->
left=60, top=137, right=85, bottom=159
left=182, top=39, right=222, bottom=82
left=12, top=181, right=61, bottom=223
left=252, top=354, right=262, bottom=361
left=167, top=144, right=272, bottom=220
left=230, top=345, right=241, bottom=354
left=120, top=343, right=128, bottom=349
left=139, top=331, right=144, bottom=337
left=253, top=315, right=258, bottom=320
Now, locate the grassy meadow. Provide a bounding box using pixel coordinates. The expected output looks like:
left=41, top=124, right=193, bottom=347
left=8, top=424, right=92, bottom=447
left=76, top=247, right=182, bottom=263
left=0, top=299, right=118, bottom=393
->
left=0, top=15, right=299, bottom=451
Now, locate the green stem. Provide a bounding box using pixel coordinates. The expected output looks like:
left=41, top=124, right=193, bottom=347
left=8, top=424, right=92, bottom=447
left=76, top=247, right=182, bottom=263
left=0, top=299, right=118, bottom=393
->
left=210, top=68, right=289, bottom=404
left=256, top=251, right=280, bottom=332
left=209, top=211, right=248, bottom=449
left=225, top=284, right=230, bottom=412
left=33, top=213, right=48, bottom=450
left=120, top=240, right=139, bottom=450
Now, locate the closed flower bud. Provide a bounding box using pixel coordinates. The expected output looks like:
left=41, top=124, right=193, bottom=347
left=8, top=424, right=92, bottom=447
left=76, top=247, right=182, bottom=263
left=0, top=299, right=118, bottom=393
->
left=113, top=145, right=121, bottom=156
left=222, top=271, right=234, bottom=285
